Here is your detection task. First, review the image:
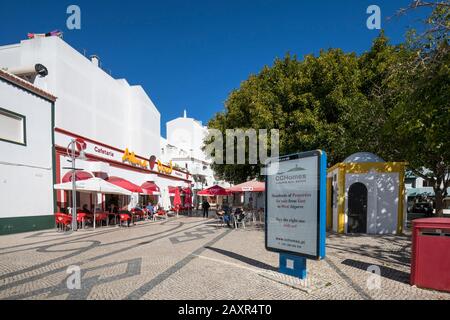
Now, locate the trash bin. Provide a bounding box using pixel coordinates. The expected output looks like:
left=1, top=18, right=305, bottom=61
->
left=410, top=218, right=450, bottom=292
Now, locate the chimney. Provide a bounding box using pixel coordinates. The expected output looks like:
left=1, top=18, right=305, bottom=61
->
left=90, top=55, right=100, bottom=67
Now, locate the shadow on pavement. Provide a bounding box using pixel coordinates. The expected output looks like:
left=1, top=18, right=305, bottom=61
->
left=205, top=246, right=278, bottom=272
left=341, top=258, right=410, bottom=284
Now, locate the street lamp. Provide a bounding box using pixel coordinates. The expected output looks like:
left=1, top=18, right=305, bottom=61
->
left=65, top=138, right=87, bottom=231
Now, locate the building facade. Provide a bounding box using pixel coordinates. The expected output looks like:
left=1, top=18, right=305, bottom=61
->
left=0, top=69, right=56, bottom=234
left=162, top=111, right=231, bottom=206
left=0, top=36, right=193, bottom=218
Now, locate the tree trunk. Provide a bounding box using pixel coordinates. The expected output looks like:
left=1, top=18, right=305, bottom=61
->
left=434, top=187, right=444, bottom=217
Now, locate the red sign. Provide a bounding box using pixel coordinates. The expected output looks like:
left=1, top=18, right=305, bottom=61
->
left=75, top=138, right=87, bottom=152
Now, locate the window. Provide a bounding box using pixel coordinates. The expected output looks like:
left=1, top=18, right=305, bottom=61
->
left=422, top=179, right=431, bottom=187
left=0, top=108, right=26, bottom=145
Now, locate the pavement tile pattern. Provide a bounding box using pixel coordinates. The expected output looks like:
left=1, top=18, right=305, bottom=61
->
left=0, top=215, right=449, bottom=300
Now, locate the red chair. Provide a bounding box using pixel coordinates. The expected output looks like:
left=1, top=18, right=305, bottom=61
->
left=55, top=213, right=72, bottom=232
left=76, top=212, right=90, bottom=229
left=94, top=213, right=108, bottom=227
left=119, top=213, right=131, bottom=227
left=136, top=210, right=145, bottom=221
left=153, top=210, right=167, bottom=221
left=131, top=208, right=145, bottom=222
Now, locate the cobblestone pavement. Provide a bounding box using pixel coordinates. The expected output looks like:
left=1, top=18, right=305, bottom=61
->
left=0, top=216, right=449, bottom=300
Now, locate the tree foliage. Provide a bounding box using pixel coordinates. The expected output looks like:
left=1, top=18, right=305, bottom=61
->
left=206, top=2, right=449, bottom=215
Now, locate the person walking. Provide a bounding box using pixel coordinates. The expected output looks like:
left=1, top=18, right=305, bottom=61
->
left=202, top=199, right=210, bottom=218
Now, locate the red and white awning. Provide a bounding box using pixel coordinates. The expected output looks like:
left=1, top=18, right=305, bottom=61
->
left=168, top=186, right=178, bottom=197
left=106, top=176, right=143, bottom=193
left=141, top=181, right=160, bottom=195
left=61, top=171, right=93, bottom=183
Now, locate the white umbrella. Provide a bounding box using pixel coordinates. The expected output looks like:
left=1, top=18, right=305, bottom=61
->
left=54, top=177, right=132, bottom=195
left=159, top=186, right=171, bottom=211
left=54, top=178, right=132, bottom=229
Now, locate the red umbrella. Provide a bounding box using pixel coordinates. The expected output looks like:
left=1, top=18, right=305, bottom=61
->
left=173, top=187, right=182, bottom=214
left=183, top=188, right=192, bottom=207
left=197, top=185, right=231, bottom=196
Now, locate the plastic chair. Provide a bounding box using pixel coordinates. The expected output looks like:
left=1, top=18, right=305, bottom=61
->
left=234, top=213, right=246, bottom=229
left=119, top=213, right=131, bottom=227
left=215, top=211, right=225, bottom=228
left=55, top=213, right=72, bottom=232
left=77, top=212, right=90, bottom=229
left=153, top=210, right=167, bottom=221
left=95, top=213, right=108, bottom=227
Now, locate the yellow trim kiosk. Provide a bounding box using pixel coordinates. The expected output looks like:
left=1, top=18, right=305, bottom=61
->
left=326, top=152, right=406, bottom=235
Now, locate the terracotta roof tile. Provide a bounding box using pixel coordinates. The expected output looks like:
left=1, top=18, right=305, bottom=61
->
left=0, top=68, right=57, bottom=102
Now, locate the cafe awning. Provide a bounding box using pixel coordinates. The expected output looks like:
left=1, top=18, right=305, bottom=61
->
left=141, top=181, right=160, bottom=195
left=228, top=180, right=265, bottom=193
left=61, top=170, right=93, bottom=183
left=107, top=176, right=143, bottom=193
left=168, top=186, right=178, bottom=197
left=54, top=177, right=132, bottom=195
left=197, top=185, right=231, bottom=196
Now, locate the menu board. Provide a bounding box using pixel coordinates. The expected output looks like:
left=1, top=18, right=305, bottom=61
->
left=265, top=151, right=325, bottom=259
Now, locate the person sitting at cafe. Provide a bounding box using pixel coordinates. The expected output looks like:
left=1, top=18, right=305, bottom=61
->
left=146, top=202, right=154, bottom=218
left=234, top=207, right=245, bottom=222
left=82, top=204, right=91, bottom=214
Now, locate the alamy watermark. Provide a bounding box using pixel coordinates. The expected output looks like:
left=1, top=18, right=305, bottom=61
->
left=67, top=5, right=81, bottom=30
left=66, top=265, right=81, bottom=290
left=366, top=5, right=381, bottom=30
left=366, top=265, right=382, bottom=290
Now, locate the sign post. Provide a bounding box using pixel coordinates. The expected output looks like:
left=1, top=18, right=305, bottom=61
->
left=265, top=150, right=327, bottom=280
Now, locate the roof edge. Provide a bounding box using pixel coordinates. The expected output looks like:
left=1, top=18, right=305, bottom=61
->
left=0, top=69, right=57, bottom=102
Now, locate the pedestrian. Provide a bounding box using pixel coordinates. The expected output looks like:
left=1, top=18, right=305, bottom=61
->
left=146, top=202, right=154, bottom=219
left=202, top=199, right=210, bottom=218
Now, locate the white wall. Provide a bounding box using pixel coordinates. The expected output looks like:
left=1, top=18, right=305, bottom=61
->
left=0, top=37, right=161, bottom=159
left=161, top=131, right=218, bottom=189
left=345, top=172, right=399, bottom=235
left=0, top=79, right=54, bottom=218
left=166, top=116, right=208, bottom=161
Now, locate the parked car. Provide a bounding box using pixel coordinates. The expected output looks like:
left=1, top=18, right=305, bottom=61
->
left=411, top=202, right=434, bottom=217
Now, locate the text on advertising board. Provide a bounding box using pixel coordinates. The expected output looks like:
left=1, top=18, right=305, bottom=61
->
left=265, top=150, right=326, bottom=260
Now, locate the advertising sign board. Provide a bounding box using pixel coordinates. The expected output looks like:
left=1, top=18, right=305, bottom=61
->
left=265, top=150, right=326, bottom=260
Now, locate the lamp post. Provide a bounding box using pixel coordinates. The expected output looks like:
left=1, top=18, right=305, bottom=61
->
left=65, top=138, right=86, bottom=232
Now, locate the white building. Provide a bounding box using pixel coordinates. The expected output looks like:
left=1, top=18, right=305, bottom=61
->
left=0, top=69, right=56, bottom=234
left=162, top=111, right=231, bottom=190
left=0, top=36, right=193, bottom=215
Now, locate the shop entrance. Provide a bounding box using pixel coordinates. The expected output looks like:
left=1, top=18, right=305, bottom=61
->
left=347, top=182, right=368, bottom=233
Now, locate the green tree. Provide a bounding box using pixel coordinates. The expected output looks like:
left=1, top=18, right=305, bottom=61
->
left=376, top=2, right=450, bottom=216
left=206, top=2, right=449, bottom=216
left=207, top=51, right=367, bottom=183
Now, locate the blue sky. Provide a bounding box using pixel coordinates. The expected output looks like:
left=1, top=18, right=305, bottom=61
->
left=0, top=0, right=429, bottom=137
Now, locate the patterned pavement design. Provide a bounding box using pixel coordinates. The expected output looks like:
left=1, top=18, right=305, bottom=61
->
left=0, top=216, right=449, bottom=300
